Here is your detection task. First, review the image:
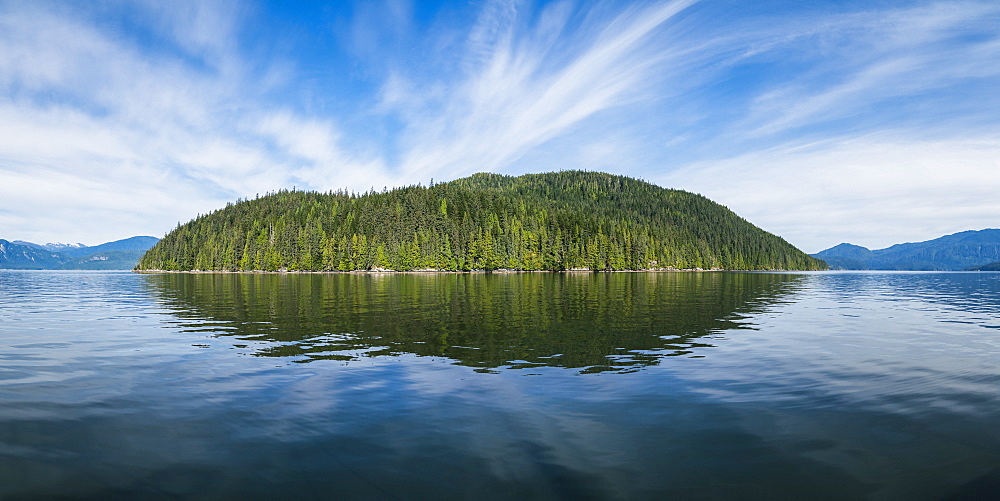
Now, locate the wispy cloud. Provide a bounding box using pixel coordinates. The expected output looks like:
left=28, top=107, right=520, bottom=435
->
left=378, top=0, right=698, bottom=179
left=0, top=1, right=381, bottom=243
left=651, top=1, right=1000, bottom=251
left=0, top=0, right=997, bottom=249
left=661, top=134, right=1000, bottom=252
left=736, top=2, right=1000, bottom=138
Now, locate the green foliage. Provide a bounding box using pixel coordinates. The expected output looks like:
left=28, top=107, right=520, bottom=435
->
left=137, top=171, right=827, bottom=272
left=147, top=272, right=806, bottom=371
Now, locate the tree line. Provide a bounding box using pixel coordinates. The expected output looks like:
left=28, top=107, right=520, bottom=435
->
left=136, top=171, right=827, bottom=272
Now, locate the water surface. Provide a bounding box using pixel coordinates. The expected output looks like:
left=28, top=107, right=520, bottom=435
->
left=1, top=270, right=998, bottom=499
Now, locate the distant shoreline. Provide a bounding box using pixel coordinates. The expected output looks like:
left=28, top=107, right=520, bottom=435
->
left=131, top=267, right=779, bottom=274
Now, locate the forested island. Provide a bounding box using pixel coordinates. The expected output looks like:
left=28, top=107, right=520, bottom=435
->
left=136, top=171, right=825, bottom=272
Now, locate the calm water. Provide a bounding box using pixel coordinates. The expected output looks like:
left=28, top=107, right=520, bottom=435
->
left=1, top=271, right=998, bottom=499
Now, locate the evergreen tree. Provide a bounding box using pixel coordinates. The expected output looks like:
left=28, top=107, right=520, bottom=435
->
left=137, top=171, right=827, bottom=272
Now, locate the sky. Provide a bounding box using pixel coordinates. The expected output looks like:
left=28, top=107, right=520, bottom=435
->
left=1, top=0, right=997, bottom=253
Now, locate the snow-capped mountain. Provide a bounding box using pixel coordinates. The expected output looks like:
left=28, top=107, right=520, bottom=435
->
left=0, top=236, right=159, bottom=269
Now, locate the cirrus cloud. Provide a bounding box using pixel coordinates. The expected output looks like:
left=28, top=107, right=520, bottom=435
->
left=0, top=0, right=997, bottom=251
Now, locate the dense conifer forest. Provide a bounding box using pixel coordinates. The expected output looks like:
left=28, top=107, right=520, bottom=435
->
left=136, top=171, right=826, bottom=272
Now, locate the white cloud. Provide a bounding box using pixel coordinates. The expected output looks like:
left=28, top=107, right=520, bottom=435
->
left=1, top=0, right=998, bottom=251
left=660, top=135, right=1000, bottom=253
left=0, top=1, right=371, bottom=244
left=736, top=2, right=1000, bottom=137
left=383, top=0, right=698, bottom=181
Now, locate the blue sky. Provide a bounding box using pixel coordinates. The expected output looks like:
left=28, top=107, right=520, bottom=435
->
left=1, top=0, right=997, bottom=252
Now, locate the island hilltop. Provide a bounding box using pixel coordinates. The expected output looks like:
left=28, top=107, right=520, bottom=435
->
left=136, top=171, right=826, bottom=272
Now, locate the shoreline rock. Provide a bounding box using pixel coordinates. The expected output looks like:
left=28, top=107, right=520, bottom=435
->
left=131, top=267, right=799, bottom=275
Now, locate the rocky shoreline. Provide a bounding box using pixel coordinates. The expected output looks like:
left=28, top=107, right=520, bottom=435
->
left=133, top=267, right=749, bottom=274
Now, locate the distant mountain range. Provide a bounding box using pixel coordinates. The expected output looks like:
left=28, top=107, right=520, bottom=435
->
left=0, top=236, right=159, bottom=270
left=812, top=229, right=1000, bottom=270
left=10, top=227, right=999, bottom=272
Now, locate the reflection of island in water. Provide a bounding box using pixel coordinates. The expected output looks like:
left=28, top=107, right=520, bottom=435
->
left=146, top=272, right=805, bottom=373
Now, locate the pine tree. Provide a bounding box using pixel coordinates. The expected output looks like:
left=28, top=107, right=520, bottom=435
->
left=136, top=171, right=827, bottom=272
